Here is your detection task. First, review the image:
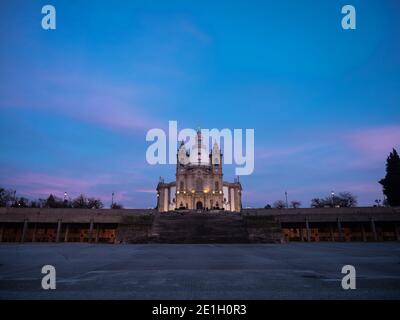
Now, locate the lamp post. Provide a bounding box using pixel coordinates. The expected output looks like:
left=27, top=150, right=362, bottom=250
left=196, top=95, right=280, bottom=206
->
left=111, top=192, right=115, bottom=207
left=331, top=191, right=335, bottom=207
left=285, top=191, right=288, bottom=209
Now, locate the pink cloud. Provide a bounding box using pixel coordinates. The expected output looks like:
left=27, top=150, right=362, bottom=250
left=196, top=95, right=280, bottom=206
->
left=348, top=125, right=400, bottom=154
left=2, top=172, right=116, bottom=199
left=345, top=125, right=400, bottom=168
left=0, top=68, right=163, bottom=133
left=256, top=144, right=317, bottom=160
left=135, top=188, right=156, bottom=193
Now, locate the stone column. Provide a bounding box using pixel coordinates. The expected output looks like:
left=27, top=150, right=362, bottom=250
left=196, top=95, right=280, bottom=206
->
left=337, top=218, right=343, bottom=241
left=64, top=224, right=69, bottom=242
left=95, top=224, right=100, bottom=243
left=21, top=219, right=28, bottom=243
left=299, top=227, right=304, bottom=241
left=395, top=224, right=400, bottom=241
left=330, top=225, right=335, bottom=241
left=164, top=188, right=168, bottom=211
left=305, top=218, right=311, bottom=242
left=32, top=223, right=37, bottom=242
left=229, top=188, right=236, bottom=211
left=56, top=220, right=62, bottom=243
left=234, top=188, right=238, bottom=212
left=361, top=223, right=367, bottom=242
left=89, top=220, right=94, bottom=243
left=370, top=218, right=377, bottom=241
left=0, top=224, right=3, bottom=242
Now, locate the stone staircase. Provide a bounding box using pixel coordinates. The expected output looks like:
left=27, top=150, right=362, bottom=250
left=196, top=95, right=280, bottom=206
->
left=150, top=211, right=250, bottom=243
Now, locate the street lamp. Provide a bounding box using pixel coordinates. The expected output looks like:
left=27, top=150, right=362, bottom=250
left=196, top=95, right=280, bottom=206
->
left=111, top=192, right=115, bottom=207
left=285, top=191, right=288, bottom=209
left=331, top=191, right=335, bottom=207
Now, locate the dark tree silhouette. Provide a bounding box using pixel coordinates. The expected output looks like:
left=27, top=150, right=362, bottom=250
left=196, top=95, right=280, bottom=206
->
left=273, top=200, right=286, bottom=209
left=87, top=197, right=104, bottom=209
left=311, top=198, right=324, bottom=208
left=111, top=203, right=124, bottom=209
left=72, top=194, right=103, bottom=209
left=72, top=194, right=87, bottom=208
left=290, top=200, right=301, bottom=208
left=0, top=188, right=15, bottom=207
left=379, top=148, right=400, bottom=207
left=15, top=197, right=29, bottom=208
left=337, top=192, right=357, bottom=207
left=310, top=192, right=357, bottom=208
left=45, top=194, right=64, bottom=208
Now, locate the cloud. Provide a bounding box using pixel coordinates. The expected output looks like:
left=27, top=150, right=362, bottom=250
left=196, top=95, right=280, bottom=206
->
left=256, top=144, right=321, bottom=160
left=180, top=20, right=211, bottom=45
left=135, top=188, right=156, bottom=193
left=0, top=67, right=163, bottom=134
left=344, top=125, right=400, bottom=168
left=1, top=172, right=115, bottom=198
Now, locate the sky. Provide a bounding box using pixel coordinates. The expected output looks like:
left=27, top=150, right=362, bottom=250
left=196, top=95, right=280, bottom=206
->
left=0, top=0, right=399, bottom=208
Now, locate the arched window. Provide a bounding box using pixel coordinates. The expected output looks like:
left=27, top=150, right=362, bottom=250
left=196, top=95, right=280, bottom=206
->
left=180, top=181, right=184, bottom=190
left=215, top=181, right=219, bottom=191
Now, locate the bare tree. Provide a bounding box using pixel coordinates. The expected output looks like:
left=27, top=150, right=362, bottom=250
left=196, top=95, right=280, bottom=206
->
left=0, top=188, right=15, bottom=207
left=45, top=194, right=65, bottom=208
left=72, top=194, right=87, bottom=208
left=290, top=200, right=301, bottom=208
left=311, top=198, right=324, bottom=208
left=338, top=192, right=357, bottom=207
left=273, top=200, right=286, bottom=209
left=310, top=192, right=357, bottom=208
left=111, top=203, right=124, bottom=209
left=87, top=197, right=104, bottom=209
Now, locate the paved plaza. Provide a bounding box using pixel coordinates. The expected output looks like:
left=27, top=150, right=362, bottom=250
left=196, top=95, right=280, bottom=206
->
left=0, top=243, right=399, bottom=299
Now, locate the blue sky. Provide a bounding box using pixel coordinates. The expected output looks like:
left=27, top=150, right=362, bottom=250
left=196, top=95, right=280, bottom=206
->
left=0, top=0, right=399, bottom=208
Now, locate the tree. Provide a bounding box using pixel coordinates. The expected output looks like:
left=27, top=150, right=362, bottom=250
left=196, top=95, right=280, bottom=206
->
left=0, top=188, right=15, bottom=207
left=72, top=194, right=88, bottom=208
left=15, top=197, right=29, bottom=208
left=310, top=192, right=357, bottom=208
left=38, top=198, right=47, bottom=208
left=337, top=192, right=357, bottom=208
left=311, top=198, right=324, bottom=208
left=379, top=148, right=400, bottom=207
left=30, top=200, right=39, bottom=208
left=45, top=194, right=64, bottom=208
left=273, top=200, right=286, bottom=209
left=264, top=204, right=272, bottom=209
left=111, top=203, right=124, bottom=209
left=72, top=194, right=103, bottom=209
left=87, top=197, right=104, bottom=209
left=290, top=200, right=301, bottom=209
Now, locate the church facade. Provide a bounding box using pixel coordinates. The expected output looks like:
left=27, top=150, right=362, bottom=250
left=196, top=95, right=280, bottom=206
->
left=156, top=130, right=242, bottom=212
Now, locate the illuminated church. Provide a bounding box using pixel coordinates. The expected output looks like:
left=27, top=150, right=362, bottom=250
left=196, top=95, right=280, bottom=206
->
left=156, top=130, right=242, bottom=212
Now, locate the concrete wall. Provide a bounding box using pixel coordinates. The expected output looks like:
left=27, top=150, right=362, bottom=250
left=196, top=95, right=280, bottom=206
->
left=241, top=207, right=400, bottom=222
left=0, top=207, right=399, bottom=243
left=0, top=207, right=155, bottom=223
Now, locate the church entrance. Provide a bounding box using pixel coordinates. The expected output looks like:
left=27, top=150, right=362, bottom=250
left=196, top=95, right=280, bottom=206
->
left=196, top=201, right=204, bottom=210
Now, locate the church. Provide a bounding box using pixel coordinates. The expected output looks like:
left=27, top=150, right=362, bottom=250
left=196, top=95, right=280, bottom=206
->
left=156, top=129, right=242, bottom=212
